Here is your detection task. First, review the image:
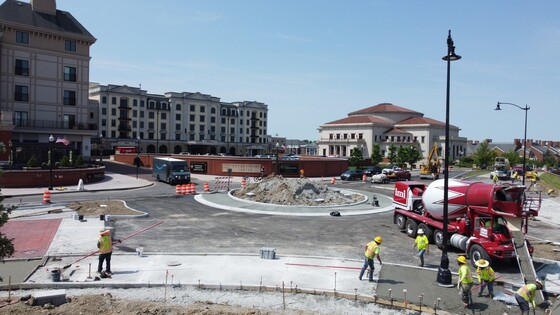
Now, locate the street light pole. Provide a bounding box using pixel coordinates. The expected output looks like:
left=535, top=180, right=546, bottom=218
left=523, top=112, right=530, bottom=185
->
left=275, top=141, right=280, bottom=175
left=495, top=102, right=530, bottom=185
left=136, top=136, right=141, bottom=179
left=48, top=134, right=55, bottom=190
left=437, top=30, right=461, bottom=287
left=98, top=133, right=103, bottom=163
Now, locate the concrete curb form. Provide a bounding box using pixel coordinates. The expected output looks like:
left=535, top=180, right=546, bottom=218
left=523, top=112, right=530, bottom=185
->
left=1, top=182, right=155, bottom=198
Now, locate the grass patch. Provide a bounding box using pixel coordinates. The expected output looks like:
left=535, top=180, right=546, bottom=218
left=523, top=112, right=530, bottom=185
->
left=539, top=173, right=560, bottom=191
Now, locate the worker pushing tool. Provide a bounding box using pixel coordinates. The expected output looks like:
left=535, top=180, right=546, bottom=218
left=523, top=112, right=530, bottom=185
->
left=358, top=236, right=382, bottom=282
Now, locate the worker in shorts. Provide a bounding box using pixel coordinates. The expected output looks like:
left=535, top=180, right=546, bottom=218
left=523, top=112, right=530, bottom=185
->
left=413, top=229, right=429, bottom=267
left=358, top=236, right=382, bottom=282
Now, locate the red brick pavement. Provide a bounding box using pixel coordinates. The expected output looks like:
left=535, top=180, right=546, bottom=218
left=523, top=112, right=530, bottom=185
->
left=0, top=219, right=61, bottom=259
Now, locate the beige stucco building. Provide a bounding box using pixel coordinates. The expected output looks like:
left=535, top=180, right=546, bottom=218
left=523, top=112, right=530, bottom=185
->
left=0, top=0, right=97, bottom=163
left=317, top=103, right=467, bottom=166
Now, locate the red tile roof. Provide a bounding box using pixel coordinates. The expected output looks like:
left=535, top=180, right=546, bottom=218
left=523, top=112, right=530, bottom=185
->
left=396, top=117, right=459, bottom=129
left=348, top=103, right=422, bottom=115
left=384, top=128, right=411, bottom=135
left=325, top=115, right=393, bottom=125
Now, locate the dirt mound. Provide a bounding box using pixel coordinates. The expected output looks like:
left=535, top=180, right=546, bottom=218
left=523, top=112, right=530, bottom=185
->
left=231, top=176, right=366, bottom=206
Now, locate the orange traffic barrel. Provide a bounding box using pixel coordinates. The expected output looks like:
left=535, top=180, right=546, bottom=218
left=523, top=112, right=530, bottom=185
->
left=181, top=184, right=188, bottom=195
left=203, top=182, right=210, bottom=193
left=241, top=179, right=246, bottom=188
left=175, top=185, right=182, bottom=196
left=330, top=177, right=336, bottom=185
left=189, top=183, right=196, bottom=195
left=43, top=191, right=51, bottom=204
left=362, top=173, right=367, bottom=182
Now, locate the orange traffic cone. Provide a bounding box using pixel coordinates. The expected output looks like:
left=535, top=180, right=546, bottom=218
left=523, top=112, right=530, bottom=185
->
left=42, top=191, right=51, bottom=204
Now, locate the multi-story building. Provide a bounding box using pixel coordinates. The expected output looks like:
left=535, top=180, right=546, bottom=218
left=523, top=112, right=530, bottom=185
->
left=0, top=0, right=97, bottom=164
left=89, top=83, right=269, bottom=156
left=317, top=103, right=467, bottom=165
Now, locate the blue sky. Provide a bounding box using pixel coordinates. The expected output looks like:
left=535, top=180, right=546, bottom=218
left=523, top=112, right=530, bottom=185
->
left=57, top=1, right=559, bottom=143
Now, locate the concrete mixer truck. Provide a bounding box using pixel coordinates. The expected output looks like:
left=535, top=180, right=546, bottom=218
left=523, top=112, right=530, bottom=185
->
left=393, top=179, right=541, bottom=265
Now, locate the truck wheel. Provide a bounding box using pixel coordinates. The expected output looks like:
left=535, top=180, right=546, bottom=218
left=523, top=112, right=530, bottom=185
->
left=468, top=244, right=491, bottom=265
left=405, top=219, right=418, bottom=238
left=434, top=229, right=445, bottom=249
left=418, top=223, right=433, bottom=243
left=396, top=214, right=406, bottom=230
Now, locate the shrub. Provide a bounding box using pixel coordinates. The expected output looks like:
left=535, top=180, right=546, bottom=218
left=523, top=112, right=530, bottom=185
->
left=75, top=155, right=84, bottom=166
left=27, top=155, right=39, bottom=168
left=60, top=155, right=71, bottom=167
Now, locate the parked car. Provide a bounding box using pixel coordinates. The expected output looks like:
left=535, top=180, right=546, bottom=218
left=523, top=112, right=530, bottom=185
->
left=382, top=165, right=402, bottom=173
left=383, top=169, right=411, bottom=181
left=340, top=169, right=365, bottom=181
left=364, top=166, right=382, bottom=176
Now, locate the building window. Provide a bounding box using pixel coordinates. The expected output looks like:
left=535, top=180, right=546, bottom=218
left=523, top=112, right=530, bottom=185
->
left=421, top=136, right=425, bottom=143
left=160, top=113, right=167, bottom=120
left=15, top=59, right=29, bottom=76
left=133, top=110, right=137, bottom=117
left=111, top=97, right=116, bottom=105
left=148, top=112, right=154, bottom=119
left=111, top=120, right=116, bottom=127
left=190, top=115, right=195, bottom=122
left=140, top=111, right=144, bottom=118
left=190, top=105, right=195, bottom=111
left=63, top=90, right=76, bottom=105
left=63, top=115, right=76, bottom=129
left=102, top=96, right=107, bottom=104
left=176, top=114, right=181, bottom=120
left=101, top=108, right=107, bottom=115
left=16, top=31, right=29, bottom=44
left=14, top=111, right=28, bottom=126
left=148, top=122, right=154, bottom=129
left=211, top=108, right=216, bottom=114
left=175, top=133, right=181, bottom=140
left=200, top=106, right=205, bottom=112
left=111, top=108, right=116, bottom=115
left=65, top=40, right=76, bottom=52
left=133, top=99, right=138, bottom=107
left=358, top=133, right=363, bottom=140
left=200, top=116, right=205, bottom=122
left=140, top=121, right=144, bottom=128
left=101, top=119, right=106, bottom=126
left=175, top=104, right=181, bottom=111
left=140, top=100, right=145, bottom=107
left=175, top=124, right=181, bottom=131
left=64, top=66, right=76, bottom=81
left=15, top=85, right=29, bottom=101
left=161, top=123, right=167, bottom=130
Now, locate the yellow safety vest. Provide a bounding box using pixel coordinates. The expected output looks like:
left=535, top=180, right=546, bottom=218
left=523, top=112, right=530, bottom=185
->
left=516, top=284, right=537, bottom=308
left=98, top=234, right=113, bottom=254
left=415, top=235, right=429, bottom=250
left=476, top=266, right=495, bottom=282
left=364, top=241, right=380, bottom=259
left=459, top=264, right=474, bottom=284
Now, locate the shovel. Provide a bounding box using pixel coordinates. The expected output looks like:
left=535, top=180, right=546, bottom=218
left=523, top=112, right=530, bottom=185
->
left=62, top=220, right=164, bottom=269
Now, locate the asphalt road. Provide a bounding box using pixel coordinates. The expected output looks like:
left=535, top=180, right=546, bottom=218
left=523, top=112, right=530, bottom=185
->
left=10, top=161, right=557, bottom=284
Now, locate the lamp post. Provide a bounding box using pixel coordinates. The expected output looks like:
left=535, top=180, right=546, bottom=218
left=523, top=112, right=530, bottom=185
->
left=437, top=30, right=461, bottom=287
left=98, top=133, right=103, bottom=162
left=156, top=108, right=159, bottom=154
left=275, top=141, right=280, bottom=175
left=48, top=134, right=55, bottom=190
left=495, top=102, right=530, bottom=185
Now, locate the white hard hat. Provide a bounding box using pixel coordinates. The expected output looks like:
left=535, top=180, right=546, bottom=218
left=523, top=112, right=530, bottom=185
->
left=417, top=229, right=424, bottom=234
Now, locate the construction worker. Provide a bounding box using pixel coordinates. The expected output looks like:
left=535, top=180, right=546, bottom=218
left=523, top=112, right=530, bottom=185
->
left=529, top=176, right=537, bottom=190
left=413, top=229, right=429, bottom=267
left=457, top=255, right=474, bottom=307
left=492, top=173, right=498, bottom=184
left=475, top=259, right=495, bottom=298
left=97, top=229, right=121, bottom=275
left=511, top=170, right=518, bottom=184
left=514, top=280, right=544, bottom=315
left=299, top=168, right=305, bottom=178
left=358, top=236, right=383, bottom=282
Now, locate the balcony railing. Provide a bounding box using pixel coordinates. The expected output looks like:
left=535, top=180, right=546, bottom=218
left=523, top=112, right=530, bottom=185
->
left=11, top=118, right=98, bottom=130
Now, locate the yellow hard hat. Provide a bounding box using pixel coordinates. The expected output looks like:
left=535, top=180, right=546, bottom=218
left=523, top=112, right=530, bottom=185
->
left=536, top=280, right=544, bottom=289
left=457, top=256, right=467, bottom=264
left=374, top=236, right=383, bottom=244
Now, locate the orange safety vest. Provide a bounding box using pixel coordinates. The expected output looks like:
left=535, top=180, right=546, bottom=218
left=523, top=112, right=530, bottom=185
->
left=98, top=231, right=113, bottom=254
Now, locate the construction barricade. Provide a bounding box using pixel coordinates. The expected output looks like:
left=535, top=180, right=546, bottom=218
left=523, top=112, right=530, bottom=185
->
left=42, top=191, right=51, bottom=204
left=214, top=176, right=231, bottom=192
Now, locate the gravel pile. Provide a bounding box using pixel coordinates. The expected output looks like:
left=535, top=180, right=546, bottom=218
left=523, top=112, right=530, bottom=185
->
left=231, top=176, right=366, bottom=206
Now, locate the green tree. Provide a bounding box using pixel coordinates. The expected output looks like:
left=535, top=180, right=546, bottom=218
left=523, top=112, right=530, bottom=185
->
left=502, top=150, right=521, bottom=166
left=0, top=196, right=16, bottom=280
left=370, top=144, right=383, bottom=166
left=388, top=144, right=398, bottom=164
left=349, top=147, right=364, bottom=168
left=472, top=141, right=496, bottom=169
left=400, top=146, right=421, bottom=170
